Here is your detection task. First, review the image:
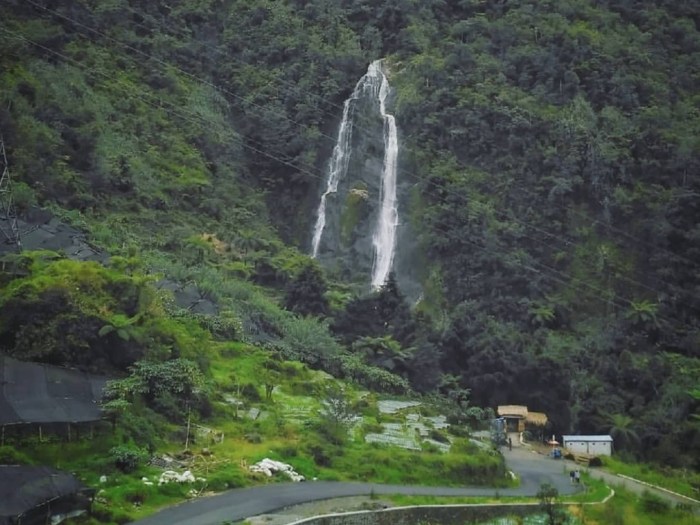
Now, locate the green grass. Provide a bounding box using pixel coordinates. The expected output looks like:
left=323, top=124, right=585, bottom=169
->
left=384, top=472, right=612, bottom=507
left=571, top=473, right=613, bottom=503
left=9, top=357, right=697, bottom=525
left=328, top=441, right=508, bottom=487
left=574, top=484, right=700, bottom=525
left=601, top=456, right=700, bottom=501
left=209, top=342, right=271, bottom=388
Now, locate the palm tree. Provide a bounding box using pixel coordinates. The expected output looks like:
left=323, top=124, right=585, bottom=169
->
left=604, top=413, right=640, bottom=452
left=626, top=300, right=659, bottom=328
left=98, top=313, right=142, bottom=342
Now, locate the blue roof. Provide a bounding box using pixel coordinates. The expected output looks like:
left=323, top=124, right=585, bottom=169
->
left=562, top=435, right=613, bottom=442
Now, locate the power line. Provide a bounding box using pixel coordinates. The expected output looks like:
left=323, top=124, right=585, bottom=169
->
left=0, top=24, right=684, bottom=311
left=425, top=220, right=697, bottom=331
left=3, top=33, right=694, bottom=331
left=0, top=135, right=21, bottom=251
left=21, top=0, right=349, bottom=152
left=120, top=4, right=353, bottom=121
left=1, top=20, right=695, bottom=314
left=19, top=0, right=698, bottom=278
left=22, top=0, right=698, bottom=278
left=0, top=26, right=328, bottom=189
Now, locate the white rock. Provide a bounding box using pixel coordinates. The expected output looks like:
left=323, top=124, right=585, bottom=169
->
left=181, top=470, right=196, bottom=483
left=158, top=470, right=197, bottom=485
left=249, top=458, right=304, bottom=482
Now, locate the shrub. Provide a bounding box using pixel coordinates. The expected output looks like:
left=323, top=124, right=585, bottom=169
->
left=241, top=383, right=261, bottom=401
left=244, top=432, right=262, bottom=443
left=640, top=491, right=670, bottom=513
left=447, top=425, right=470, bottom=438
left=362, top=421, right=383, bottom=434
left=124, top=487, right=149, bottom=504
left=428, top=429, right=450, bottom=443
left=303, top=436, right=337, bottom=467
left=115, top=409, right=162, bottom=452
left=0, top=445, right=33, bottom=465
left=422, top=441, right=441, bottom=453
left=286, top=380, right=316, bottom=396
left=109, top=444, right=148, bottom=473
left=205, top=468, right=247, bottom=491
left=589, top=456, right=603, bottom=467
left=274, top=444, right=298, bottom=458
left=450, top=438, right=480, bottom=455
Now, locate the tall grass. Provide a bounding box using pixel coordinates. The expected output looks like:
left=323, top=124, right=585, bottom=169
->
left=579, top=484, right=699, bottom=525
left=601, top=456, right=700, bottom=500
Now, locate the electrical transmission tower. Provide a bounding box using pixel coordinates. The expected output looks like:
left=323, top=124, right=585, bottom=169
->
left=0, top=136, right=21, bottom=251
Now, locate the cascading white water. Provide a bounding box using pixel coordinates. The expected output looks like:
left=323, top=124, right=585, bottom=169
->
left=310, top=95, right=354, bottom=258
left=370, top=61, right=399, bottom=289
left=311, top=60, right=399, bottom=289
left=311, top=65, right=380, bottom=258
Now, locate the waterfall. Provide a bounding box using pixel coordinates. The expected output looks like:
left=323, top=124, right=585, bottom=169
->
left=311, top=60, right=399, bottom=290
left=310, top=94, right=354, bottom=258
left=370, top=61, right=399, bottom=289
left=311, top=65, right=379, bottom=257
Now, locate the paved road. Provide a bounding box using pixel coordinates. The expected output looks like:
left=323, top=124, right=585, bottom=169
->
left=132, top=446, right=575, bottom=525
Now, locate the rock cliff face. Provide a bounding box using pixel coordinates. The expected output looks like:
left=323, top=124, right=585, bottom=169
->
left=311, top=63, right=421, bottom=300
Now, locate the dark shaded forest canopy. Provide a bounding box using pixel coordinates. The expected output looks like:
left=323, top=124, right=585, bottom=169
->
left=0, top=0, right=698, bottom=469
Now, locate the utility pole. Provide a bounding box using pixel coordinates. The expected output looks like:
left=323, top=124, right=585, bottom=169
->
left=0, top=135, right=21, bottom=251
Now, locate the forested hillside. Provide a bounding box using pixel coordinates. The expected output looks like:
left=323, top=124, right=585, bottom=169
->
left=0, top=0, right=698, bottom=471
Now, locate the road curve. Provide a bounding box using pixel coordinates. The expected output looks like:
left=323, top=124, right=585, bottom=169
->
left=132, top=448, right=574, bottom=525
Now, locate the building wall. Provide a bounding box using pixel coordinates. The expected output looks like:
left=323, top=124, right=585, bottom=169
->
left=288, top=504, right=541, bottom=525
left=564, top=440, right=612, bottom=456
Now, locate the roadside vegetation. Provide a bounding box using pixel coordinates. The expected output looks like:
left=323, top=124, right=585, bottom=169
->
left=599, top=456, right=700, bottom=501
left=0, top=266, right=504, bottom=524
left=575, top=485, right=699, bottom=525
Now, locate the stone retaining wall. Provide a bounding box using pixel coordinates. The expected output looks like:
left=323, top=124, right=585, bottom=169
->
left=288, top=503, right=540, bottom=525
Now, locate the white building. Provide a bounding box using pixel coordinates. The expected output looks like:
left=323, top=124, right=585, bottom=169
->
left=562, top=435, right=613, bottom=456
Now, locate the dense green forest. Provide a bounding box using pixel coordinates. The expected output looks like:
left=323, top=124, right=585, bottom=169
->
left=0, top=0, right=698, bottom=476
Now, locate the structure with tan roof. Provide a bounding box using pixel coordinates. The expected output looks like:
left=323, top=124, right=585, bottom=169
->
left=497, top=405, right=548, bottom=432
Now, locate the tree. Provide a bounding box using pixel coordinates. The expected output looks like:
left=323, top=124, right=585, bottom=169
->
left=350, top=335, right=410, bottom=374
left=317, top=381, right=355, bottom=444
left=104, top=359, right=207, bottom=411
left=603, top=413, right=640, bottom=452
left=537, top=483, right=566, bottom=525
left=259, top=365, right=282, bottom=402
left=332, top=273, right=415, bottom=346
left=625, top=300, right=659, bottom=329
left=284, top=263, right=329, bottom=317
left=438, top=373, right=471, bottom=408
